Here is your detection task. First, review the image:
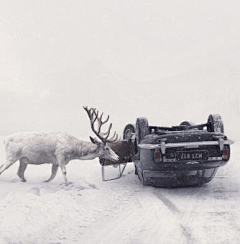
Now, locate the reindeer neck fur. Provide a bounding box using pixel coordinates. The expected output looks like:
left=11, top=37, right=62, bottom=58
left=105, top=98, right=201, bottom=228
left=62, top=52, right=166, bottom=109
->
left=69, top=140, right=100, bottom=161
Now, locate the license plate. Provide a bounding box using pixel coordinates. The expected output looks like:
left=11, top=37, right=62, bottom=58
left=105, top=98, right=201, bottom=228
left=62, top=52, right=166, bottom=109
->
left=176, top=151, right=208, bottom=161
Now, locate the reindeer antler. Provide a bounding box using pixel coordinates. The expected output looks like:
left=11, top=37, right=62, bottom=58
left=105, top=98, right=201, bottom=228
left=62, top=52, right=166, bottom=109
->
left=83, top=106, right=118, bottom=143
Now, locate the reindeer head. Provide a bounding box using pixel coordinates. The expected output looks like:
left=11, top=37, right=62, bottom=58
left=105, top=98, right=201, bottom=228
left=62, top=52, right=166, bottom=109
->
left=84, top=106, right=119, bottom=162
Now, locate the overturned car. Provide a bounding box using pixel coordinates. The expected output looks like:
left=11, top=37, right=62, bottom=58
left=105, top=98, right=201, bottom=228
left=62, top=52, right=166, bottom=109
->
left=100, top=114, right=233, bottom=187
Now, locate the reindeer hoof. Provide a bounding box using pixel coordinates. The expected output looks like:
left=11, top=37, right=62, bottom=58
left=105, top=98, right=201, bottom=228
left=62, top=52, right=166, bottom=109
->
left=60, top=182, right=73, bottom=186
left=20, top=178, right=26, bottom=182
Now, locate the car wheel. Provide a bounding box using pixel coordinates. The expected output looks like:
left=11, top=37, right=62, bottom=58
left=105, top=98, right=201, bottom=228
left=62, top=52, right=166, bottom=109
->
left=180, top=121, right=194, bottom=127
left=123, top=124, right=135, bottom=140
left=135, top=117, right=149, bottom=144
left=207, top=114, right=224, bottom=133
left=135, top=118, right=149, bottom=160
left=123, top=124, right=137, bottom=161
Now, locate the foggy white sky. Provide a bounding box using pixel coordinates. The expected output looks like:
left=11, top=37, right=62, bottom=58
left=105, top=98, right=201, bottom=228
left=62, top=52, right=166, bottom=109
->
left=0, top=1, right=240, bottom=139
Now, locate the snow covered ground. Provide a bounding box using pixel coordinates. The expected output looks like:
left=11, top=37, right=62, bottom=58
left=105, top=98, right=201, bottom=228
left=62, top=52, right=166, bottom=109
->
left=0, top=1, right=240, bottom=243
left=0, top=136, right=239, bottom=244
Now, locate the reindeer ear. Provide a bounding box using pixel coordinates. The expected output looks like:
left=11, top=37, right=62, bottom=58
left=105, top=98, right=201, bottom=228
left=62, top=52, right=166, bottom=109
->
left=90, top=136, right=96, bottom=144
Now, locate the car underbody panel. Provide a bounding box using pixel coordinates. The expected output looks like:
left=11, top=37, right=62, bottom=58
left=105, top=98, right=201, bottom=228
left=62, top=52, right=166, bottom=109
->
left=137, top=167, right=218, bottom=187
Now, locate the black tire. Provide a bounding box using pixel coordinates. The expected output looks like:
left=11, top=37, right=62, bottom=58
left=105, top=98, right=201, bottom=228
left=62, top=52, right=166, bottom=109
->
left=135, top=117, right=149, bottom=144
left=135, top=118, right=149, bottom=160
left=123, top=124, right=135, bottom=140
left=123, top=124, right=136, bottom=162
left=134, top=165, right=138, bottom=175
left=207, top=114, right=224, bottom=133
left=180, top=121, right=192, bottom=127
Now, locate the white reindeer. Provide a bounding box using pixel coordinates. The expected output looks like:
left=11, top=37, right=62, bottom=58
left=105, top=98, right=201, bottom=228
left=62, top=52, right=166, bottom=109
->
left=0, top=107, right=119, bottom=184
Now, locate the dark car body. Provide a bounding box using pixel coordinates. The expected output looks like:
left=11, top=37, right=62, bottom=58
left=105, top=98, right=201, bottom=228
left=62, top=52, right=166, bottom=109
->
left=136, top=130, right=231, bottom=187
left=100, top=114, right=233, bottom=187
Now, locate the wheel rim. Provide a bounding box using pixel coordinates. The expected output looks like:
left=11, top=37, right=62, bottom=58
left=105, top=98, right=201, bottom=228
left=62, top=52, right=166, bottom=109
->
left=124, top=129, right=132, bottom=140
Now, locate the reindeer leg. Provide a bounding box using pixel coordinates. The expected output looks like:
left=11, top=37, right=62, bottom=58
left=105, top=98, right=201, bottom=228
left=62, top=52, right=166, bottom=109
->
left=17, top=159, right=28, bottom=182
left=55, top=155, right=68, bottom=185
left=59, top=164, right=68, bottom=185
left=0, top=158, right=17, bottom=175
left=45, top=164, right=59, bottom=183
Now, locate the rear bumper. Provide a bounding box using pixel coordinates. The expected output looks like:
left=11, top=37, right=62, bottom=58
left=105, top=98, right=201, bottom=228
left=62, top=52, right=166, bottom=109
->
left=137, top=140, right=230, bottom=171
left=137, top=145, right=229, bottom=171
left=139, top=139, right=234, bottom=153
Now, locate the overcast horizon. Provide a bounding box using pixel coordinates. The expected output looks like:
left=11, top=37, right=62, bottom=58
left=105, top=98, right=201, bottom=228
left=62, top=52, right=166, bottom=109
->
left=0, top=1, right=240, bottom=140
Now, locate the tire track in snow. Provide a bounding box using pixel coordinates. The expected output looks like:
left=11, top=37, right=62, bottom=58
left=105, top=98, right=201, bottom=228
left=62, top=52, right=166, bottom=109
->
left=28, top=187, right=41, bottom=196
left=81, top=186, right=197, bottom=244
left=180, top=224, right=194, bottom=242
left=153, top=189, right=196, bottom=244
left=153, top=190, right=181, bottom=214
